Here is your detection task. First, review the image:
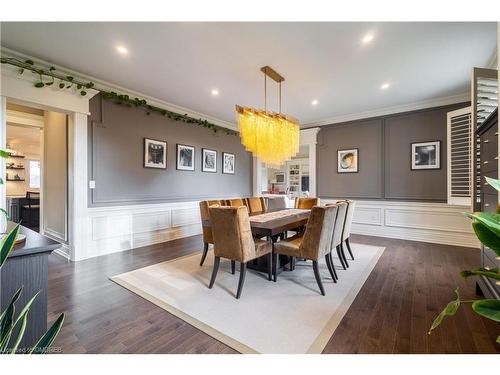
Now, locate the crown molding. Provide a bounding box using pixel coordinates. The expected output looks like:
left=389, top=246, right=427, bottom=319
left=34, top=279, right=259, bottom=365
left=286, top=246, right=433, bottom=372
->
left=302, top=93, right=471, bottom=128
left=1, top=47, right=238, bottom=131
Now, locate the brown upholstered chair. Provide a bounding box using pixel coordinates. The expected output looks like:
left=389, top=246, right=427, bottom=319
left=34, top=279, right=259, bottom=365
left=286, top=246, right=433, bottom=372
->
left=209, top=206, right=272, bottom=299
left=199, top=200, right=222, bottom=266
left=246, top=197, right=267, bottom=214
left=339, top=200, right=356, bottom=260
left=226, top=198, right=247, bottom=208
left=272, top=205, right=338, bottom=295
left=327, top=202, right=348, bottom=270
left=294, top=197, right=320, bottom=209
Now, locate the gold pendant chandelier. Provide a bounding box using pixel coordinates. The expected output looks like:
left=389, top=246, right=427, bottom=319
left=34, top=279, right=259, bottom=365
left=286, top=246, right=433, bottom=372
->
left=236, top=66, right=299, bottom=168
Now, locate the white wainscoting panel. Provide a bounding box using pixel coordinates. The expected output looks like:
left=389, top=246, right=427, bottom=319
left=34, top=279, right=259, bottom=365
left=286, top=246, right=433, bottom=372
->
left=323, top=199, right=479, bottom=248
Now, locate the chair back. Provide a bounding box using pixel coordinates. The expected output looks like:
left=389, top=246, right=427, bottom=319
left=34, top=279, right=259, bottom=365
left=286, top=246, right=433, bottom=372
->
left=295, top=197, right=320, bottom=209
left=267, top=196, right=288, bottom=210
left=246, top=197, right=266, bottom=214
left=199, top=200, right=221, bottom=244
left=226, top=198, right=247, bottom=207
left=339, top=200, right=356, bottom=240
left=299, top=205, right=338, bottom=260
left=330, top=201, right=348, bottom=248
left=26, top=191, right=40, bottom=208
left=210, top=206, right=256, bottom=263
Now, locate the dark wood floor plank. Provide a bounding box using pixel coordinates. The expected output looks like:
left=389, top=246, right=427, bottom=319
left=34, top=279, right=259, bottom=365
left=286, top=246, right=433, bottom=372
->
left=47, top=233, right=500, bottom=354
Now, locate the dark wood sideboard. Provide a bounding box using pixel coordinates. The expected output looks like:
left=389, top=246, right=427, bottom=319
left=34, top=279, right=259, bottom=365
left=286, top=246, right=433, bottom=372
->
left=475, top=108, right=499, bottom=299
left=0, top=222, right=61, bottom=352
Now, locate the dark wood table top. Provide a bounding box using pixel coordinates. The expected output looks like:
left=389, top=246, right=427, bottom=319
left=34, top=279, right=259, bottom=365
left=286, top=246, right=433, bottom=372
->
left=202, top=208, right=311, bottom=237
left=5, top=221, right=61, bottom=259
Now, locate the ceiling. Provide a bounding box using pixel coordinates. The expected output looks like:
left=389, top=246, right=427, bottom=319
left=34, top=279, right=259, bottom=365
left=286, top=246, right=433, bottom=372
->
left=1, top=22, right=497, bottom=126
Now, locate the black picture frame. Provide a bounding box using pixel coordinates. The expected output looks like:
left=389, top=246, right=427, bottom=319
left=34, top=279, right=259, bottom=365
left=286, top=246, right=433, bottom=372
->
left=222, top=152, right=235, bottom=174
left=410, top=140, right=441, bottom=170
left=176, top=144, right=195, bottom=171
left=337, top=148, right=359, bottom=173
left=143, top=138, right=167, bottom=169
left=201, top=148, right=217, bottom=173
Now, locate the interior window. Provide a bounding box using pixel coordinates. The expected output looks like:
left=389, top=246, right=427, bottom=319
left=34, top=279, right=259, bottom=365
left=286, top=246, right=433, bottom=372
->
left=29, top=160, right=41, bottom=189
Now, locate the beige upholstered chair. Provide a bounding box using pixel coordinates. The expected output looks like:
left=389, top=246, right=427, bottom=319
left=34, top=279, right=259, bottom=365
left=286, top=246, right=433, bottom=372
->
left=199, top=200, right=222, bottom=266
left=327, top=202, right=349, bottom=270
left=294, top=197, right=320, bottom=209
left=339, top=200, right=356, bottom=260
left=226, top=198, right=247, bottom=207
left=272, top=205, right=338, bottom=295
left=267, top=196, right=288, bottom=210
left=209, top=206, right=272, bottom=299
left=246, top=197, right=267, bottom=214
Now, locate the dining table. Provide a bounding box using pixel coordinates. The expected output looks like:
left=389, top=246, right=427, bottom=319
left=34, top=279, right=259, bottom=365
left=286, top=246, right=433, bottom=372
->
left=202, top=207, right=311, bottom=274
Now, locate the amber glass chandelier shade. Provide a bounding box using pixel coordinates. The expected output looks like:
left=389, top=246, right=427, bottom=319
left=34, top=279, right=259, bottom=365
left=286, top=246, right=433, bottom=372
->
left=236, top=105, right=300, bottom=168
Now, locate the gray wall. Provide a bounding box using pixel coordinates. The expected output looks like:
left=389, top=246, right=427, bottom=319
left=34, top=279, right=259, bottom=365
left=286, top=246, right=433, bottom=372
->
left=88, top=95, right=252, bottom=206
left=317, top=102, right=468, bottom=202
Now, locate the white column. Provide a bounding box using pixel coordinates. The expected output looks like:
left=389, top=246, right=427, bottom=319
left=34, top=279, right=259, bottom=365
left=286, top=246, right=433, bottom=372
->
left=252, top=156, right=263, bottom=196
left=0, top=97, right=6, bottom=224
left=300, top=127, right=321, bottom=197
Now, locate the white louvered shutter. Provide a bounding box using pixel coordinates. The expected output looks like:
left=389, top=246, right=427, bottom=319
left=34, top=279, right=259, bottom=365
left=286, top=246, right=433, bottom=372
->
left=447, top=107, right=473, bottom=206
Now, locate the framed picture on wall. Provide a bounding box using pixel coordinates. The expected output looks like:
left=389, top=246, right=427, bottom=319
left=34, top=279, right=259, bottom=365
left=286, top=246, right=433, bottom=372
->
left=222, top=152, right=235, bottom=174
left=411, top=141, right=440, bottom=170
left=202, top=148, right=217, bottom=173
left=337, top=148, right=358, bottom=173
left=144, top=138, right=167, bottom=169
left=176, top=144, right=195, bottom=171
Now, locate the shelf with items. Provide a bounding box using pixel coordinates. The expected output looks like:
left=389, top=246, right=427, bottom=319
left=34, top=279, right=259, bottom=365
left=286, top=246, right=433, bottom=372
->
left=6, top=178, right=26, bottom=182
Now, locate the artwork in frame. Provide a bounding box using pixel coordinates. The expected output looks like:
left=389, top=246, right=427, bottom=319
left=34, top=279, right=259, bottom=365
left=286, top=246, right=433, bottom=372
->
left=337, top=148, right=359, bottom=173
left=144, top=138, right=167, bottom=169
left=411, top=141, right=440, bottom=170
left=222, top=152, right=235, bottom=174
left=202, top=148, right=217, bottom=173
left=176, top=144, right=195, bottom=171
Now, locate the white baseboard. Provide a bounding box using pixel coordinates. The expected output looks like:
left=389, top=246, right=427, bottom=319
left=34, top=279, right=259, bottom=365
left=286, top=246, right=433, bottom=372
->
left=323, top=199, right=479, bottom=249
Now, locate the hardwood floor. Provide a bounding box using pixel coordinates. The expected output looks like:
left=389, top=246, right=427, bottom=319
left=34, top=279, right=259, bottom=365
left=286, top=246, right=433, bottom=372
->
left=47, top=234, right=500, bottom=354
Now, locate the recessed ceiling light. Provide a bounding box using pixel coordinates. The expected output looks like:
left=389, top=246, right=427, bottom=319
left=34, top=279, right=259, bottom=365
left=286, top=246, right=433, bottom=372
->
left=211, top=89, right=219, bottom=96
left=362, top=33, right=374, bottom=45
left=380, top=82, right=390, bottom=90
left=311, top=99, right=319, bottom=106
left=116, top=45, right=129, bottom=56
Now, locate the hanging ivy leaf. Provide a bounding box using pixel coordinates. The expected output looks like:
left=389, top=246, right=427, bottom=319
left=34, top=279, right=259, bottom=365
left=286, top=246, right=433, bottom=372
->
left=80, top=91, right=87, bottom=96
left=34, top=82, right=45, bottom=88
left=59, top=82, right=65, bottom=89
left=85, top=82, right=94, bottom=89
left=66, top=76, right=74, bottom=82
left=25, top=59, right=34, bottom=65
left=49, top=66, right=56, bottom=71
left=45, top=82, right=53, bottom=86
left=18, top=68, right=24, bottom=75
left=77, top=84, right=82, bottom=90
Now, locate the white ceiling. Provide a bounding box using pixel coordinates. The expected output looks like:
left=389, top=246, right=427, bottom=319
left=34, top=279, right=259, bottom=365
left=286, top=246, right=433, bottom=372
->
left=1, top=22, right=497, bottom=125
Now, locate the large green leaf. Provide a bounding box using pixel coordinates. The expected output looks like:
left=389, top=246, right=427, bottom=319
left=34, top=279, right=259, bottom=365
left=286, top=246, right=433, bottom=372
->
left=0, top=208, right=10, bottom=220
left=485, top=177, right=500, bottom=193
left=0, top=150, right=9, bottom=159
left=465, top=212, right=500, bottom=239
left=6, top=291, right=39, bottom=354
left=471, top=299, right=500, bottom=323
left=30, top=313, right=65, bottom=354
left=471, top=221, right=500, bottom=257
left=0, top=287, right=23, bottom=353
left=0, top=224, right=20, bottom=268
left=461, top=267, right=500, bottom=281
left=428, top=288, right=461, bottom=334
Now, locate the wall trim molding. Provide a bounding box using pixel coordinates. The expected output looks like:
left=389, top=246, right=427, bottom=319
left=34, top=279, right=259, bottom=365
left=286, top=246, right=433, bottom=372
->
left=303, top=93, right=470, bottom=128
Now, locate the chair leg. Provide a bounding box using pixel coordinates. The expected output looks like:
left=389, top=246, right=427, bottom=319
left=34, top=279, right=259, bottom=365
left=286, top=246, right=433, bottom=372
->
left=336, top=245, right=347, bottom=270
left=312, top=260, right=325, bottom=296
left=231, top=260, right=236, bottom=275
left=340, top=243, right=349, bottom=268
left=325, top=254, right=337, bottom=283
left=328, top=252, right=338, bottom=280
left=346, top=238, right=354, bottom=260
left=273, top=252, right=278, bottom=282
left=267, top=252, right=272, bottom=281
left=236, top=262, right=247, bottom=299
left=209, top=256, right=220, bottom=288
left=199, top=243, right=209, bottom=266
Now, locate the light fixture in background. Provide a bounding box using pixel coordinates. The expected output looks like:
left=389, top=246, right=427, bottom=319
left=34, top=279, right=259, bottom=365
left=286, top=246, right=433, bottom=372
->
left=311, top=99, right=319, bottom=106
left=211, top=89, right=219, bottom=96
left=115, top=45, right=129, bottom=56
left=380, top=82, right=390, bottom=90
left=236, top=66, right=299, bottom=168
left=362, top=33, right=374, bottom=45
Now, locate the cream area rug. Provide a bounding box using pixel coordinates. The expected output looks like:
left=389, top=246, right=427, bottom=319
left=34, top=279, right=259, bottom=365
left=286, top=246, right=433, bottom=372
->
left=111, top=243, right=385, bottom=354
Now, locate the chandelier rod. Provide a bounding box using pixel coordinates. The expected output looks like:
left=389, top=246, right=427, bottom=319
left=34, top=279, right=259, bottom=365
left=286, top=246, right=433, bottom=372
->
left=264, top=69, right=267, bottom=112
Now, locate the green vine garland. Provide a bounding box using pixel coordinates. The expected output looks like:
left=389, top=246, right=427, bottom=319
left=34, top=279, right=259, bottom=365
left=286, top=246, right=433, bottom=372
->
left=0, top=57, right=238, bottom=135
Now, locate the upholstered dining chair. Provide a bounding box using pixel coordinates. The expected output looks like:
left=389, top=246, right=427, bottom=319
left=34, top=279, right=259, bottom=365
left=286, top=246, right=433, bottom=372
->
left=199, top=200, right=222, bottom=266
left=226, top=198, right=247, bottom=207
left=272, top=205, right=338, bottom=296
left=339, top=200, right=356, bottom=260
left=327, top=201, right=349, bottom=270
left=246, top=197, right=267, bottom=214
left=209, top=206, right=272, bottom=299
left=294, top=197, right=320, bottom=209
left=267, top=196, right=288, bottom=210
